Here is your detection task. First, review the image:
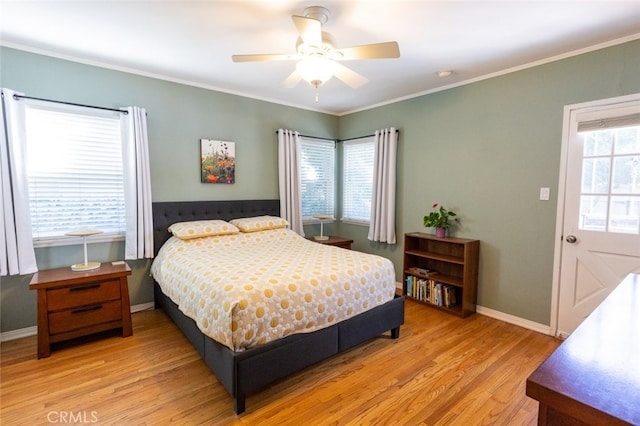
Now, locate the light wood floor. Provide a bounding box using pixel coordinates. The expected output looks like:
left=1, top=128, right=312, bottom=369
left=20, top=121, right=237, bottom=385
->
left=1, top=300, right=559, bottom=425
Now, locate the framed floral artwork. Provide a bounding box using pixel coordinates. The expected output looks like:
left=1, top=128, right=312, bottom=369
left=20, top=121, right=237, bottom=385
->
left=201, top=139, right=235, bottom=184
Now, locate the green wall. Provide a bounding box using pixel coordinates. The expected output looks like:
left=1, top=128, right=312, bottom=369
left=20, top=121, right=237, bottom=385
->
left=1, top=39, right=639, bottom=333
left=0, top=46, right=337, bottom=332
left=336, top=39, right=640, bottom=324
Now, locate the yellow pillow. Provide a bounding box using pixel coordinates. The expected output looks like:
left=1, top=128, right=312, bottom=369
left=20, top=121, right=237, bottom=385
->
left=168, top=220, right=239, bottom=239
left=229, top=215, right=289, bottom=233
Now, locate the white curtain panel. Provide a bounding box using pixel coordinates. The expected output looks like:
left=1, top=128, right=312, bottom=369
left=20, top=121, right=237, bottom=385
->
left=277, top=129, right=304, bottom=235
left=0, top=89, right=37, bottom=276
left=122, top=106, right=154, bottom=259
left=368, top=127, right=398, bottom=244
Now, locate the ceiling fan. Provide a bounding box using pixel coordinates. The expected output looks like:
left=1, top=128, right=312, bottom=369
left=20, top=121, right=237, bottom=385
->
left=231, top=6, right=400, bottom=101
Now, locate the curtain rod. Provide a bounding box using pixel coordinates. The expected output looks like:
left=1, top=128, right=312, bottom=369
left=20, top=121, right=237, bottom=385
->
left=275, top=129, right=399, bottom=142
left=274, top=130, right=335, bottom=142
left=339, top=129, right=399, bottom=143
left=12, top=94, right=128, bottom=115
left=299, top=133, right=335, bottom=141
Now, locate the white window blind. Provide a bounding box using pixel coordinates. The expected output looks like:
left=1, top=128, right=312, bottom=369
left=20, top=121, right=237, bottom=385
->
left=342, top=137, right=375, bottom=223
left=577, top=113, right=640, bottom=132
left=24, top=103, right=126, bottom=242
left=299, top=137, right=335, bottom=219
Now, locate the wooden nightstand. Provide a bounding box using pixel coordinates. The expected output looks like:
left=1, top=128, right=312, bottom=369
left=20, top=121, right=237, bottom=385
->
left=29, top=262, right=133, bottom=358
left=306, top=235, right=354, bottom=250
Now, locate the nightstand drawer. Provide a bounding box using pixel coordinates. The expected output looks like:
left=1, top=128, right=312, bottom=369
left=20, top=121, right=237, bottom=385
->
left=47, top=280, right=121, bottom=311
left=49, top=300, right=122, bottom=334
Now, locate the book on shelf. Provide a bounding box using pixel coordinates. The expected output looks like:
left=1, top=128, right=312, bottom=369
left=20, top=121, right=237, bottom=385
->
left=443, top=285, right=457, bottom=307
left=405, top=274, right=459, bottom=308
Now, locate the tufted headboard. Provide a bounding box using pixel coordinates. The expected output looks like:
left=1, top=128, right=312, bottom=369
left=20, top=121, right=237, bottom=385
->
left=152, top=199, right=280, bottom=255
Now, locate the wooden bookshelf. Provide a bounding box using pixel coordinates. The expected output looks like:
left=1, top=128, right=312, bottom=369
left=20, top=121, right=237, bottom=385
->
left=403, top=232, right=479, bottom=317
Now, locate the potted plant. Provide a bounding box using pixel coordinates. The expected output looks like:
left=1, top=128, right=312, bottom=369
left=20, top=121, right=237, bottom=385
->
left=424, top=203, right=458, bottom=237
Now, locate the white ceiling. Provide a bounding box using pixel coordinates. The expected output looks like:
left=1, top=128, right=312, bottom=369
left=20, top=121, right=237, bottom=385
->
left=1, top=1, right=639, bottom=115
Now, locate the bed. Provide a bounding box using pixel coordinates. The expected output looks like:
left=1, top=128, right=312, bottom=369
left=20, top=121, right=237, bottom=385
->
left=151, top=199, right=405, bottom=414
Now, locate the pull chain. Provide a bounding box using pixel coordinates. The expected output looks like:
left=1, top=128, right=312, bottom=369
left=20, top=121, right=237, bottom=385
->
left=310, top=79, right=322, bottom=102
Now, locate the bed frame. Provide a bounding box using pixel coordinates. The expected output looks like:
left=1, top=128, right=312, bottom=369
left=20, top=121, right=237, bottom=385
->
left=152, top=199, right=405, bottom=414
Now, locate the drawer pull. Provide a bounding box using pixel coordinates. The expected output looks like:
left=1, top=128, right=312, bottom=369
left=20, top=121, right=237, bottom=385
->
left=71, top=305, right=102, bottom=314
left=69, top=284, right=101, bottom=292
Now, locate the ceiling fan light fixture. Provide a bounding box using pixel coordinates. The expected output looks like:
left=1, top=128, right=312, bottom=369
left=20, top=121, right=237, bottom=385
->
left=296, top=56, right=336, bottom=86
left=296, top=56, right=336, bottom=102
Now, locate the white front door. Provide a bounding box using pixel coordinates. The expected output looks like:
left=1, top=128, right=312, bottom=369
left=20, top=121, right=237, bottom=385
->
left=554, top=95, right=640, bottom=337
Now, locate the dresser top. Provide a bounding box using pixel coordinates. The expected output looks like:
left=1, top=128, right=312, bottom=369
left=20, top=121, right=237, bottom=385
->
left=527, top=273, right=640, bottom=424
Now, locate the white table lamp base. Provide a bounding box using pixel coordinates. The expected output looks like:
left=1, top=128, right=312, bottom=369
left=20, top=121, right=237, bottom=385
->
left=71, top=261, right=101, bottom=271
left=65, top=230, right=103, bottom=272
left=314, top=221, right=329, bottom=241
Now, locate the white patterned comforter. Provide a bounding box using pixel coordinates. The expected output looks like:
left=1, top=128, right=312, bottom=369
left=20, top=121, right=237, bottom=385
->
left=150, top=228, right=396, bottom=351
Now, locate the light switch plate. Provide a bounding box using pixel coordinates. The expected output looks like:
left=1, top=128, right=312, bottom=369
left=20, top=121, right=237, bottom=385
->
left=539, top=187, right=550, bottom=201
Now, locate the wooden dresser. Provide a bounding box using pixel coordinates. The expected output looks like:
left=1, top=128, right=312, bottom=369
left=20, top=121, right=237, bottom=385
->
left=29, top=262, right=133, bottom=358
left=526, top=273, right=640, bottom=425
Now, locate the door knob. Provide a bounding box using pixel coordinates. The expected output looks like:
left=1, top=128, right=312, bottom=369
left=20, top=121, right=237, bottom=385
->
left=565, top=235, right=577, bottom=243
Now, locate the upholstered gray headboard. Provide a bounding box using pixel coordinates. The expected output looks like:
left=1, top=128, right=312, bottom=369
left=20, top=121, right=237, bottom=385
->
left=152, top=199, right=280, bottom=254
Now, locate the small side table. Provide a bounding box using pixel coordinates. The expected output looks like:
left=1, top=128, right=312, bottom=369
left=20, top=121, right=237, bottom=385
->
left=306, top=235, right=354, bottom=250
left=29, top=262, right=132, bottom=358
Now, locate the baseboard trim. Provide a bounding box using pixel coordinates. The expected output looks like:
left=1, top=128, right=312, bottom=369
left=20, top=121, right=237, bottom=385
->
left=476, top=305, right=552, bottom=335
left=0, top=326, right=38, bottom=342
left=0, top=302, right=156, bottom=342
left=131, top=302, right=155, bottom=313
left=394, top=286, right=552, bottom=336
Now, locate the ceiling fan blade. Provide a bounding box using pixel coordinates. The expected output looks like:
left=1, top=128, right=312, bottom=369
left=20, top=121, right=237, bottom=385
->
left=337, top=41, right=400, bottom=60
left=292, top=15, right=322, bottom=47
left=281, top=70, right=302, bottom=88
left=232, top=53, right=298, bottom=62
left=332, top=62, right=368, bottom=89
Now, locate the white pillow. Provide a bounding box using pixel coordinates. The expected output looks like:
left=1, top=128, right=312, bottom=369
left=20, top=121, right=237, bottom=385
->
left=229, top=215, right=289, bottom=233
left=168, top=220, right=239, bottom=239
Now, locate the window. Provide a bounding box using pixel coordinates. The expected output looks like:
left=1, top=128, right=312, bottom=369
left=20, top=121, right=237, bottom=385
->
left=23, top=102, right=126, bottom=246
left=299, top=137, right=335, bottom=219
left=342, top=136, right=375, bottom=223
left=578, top=123, right=640, bottom=234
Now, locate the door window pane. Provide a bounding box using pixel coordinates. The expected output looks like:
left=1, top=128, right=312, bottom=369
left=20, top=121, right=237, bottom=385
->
left=579, top=195, right=608, bottom=232
left=583, top=131, right=612, bottom=156
left=612, top=155, right=640, bottom=194
left=579, top=125, right=640, bottom=234
left=614, top=127, right=640, bottom=154
left=581, top=158, right=610, bottom=194
left=609, top=196, right=640, bottom=234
